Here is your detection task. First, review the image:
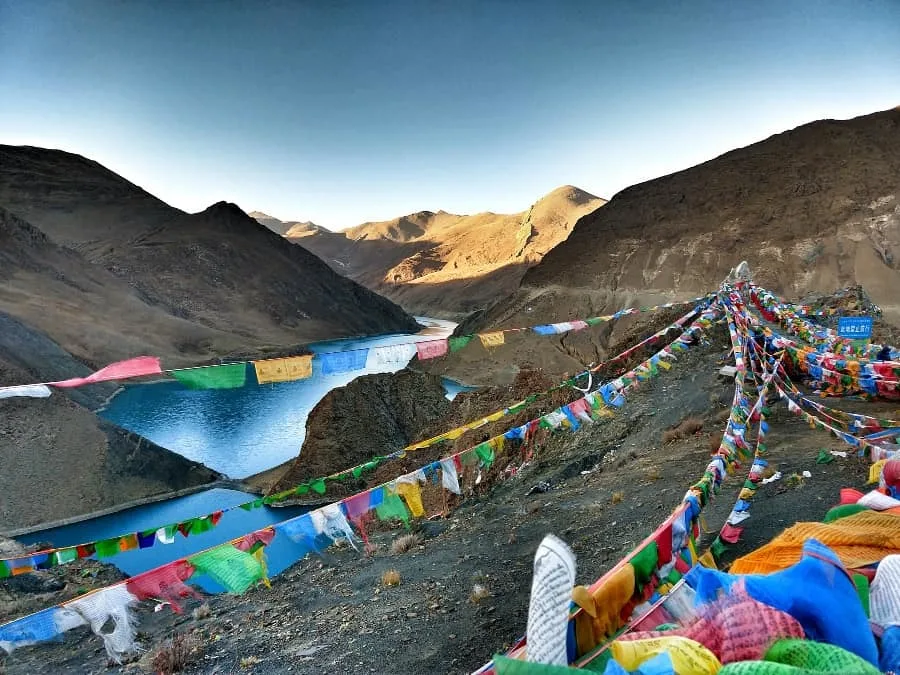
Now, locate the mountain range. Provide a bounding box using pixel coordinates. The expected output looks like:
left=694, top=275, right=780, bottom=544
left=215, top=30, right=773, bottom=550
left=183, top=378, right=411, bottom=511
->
left=252, top=185, right=606, bottom=316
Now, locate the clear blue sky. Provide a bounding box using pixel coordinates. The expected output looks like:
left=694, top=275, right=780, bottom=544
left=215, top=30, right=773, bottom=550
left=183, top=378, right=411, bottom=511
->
left=1, top=0, right=898, bottom=230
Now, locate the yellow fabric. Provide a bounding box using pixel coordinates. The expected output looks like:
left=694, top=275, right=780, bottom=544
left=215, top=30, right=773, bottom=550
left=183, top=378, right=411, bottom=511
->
left=486, top=410, right=506, bottom=422
left=479, top=331, right=506, bottom=348
left=489, top=436, right=504, bottom=452
left=610, top=636, right=721, bottom=674
left=395, top=481, right=425, bottom=517
left=738, top=487, right=755, bottom=500
left=573, top=563, right=636, bottom=655
left=731, top=510, right=900, bottom=574
left=658, top=359, right=672, bottom=370
left=698, top=551, right=717, bottom=569
left=869, top=459, right=887, bottom=484
left=253, top=355, right=312, bottom=383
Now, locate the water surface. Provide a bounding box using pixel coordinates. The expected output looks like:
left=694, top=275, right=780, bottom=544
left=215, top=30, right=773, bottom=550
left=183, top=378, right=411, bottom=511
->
left=100, top=318, right=466, bottom=477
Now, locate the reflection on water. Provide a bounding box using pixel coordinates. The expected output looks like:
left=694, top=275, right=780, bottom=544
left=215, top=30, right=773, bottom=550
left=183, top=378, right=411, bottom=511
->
left=100, top=319, right=468, bottom=478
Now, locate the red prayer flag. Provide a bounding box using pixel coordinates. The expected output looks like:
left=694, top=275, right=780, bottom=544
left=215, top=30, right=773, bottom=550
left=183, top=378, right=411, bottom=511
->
left=416, top=339, right=449, bottom=360
left=50, top=356, right=162, bottom=388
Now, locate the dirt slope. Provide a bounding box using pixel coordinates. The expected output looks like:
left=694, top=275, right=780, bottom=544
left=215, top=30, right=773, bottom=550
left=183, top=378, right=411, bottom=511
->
left=523, top=108, right=900, bottom=321
left=0, top=145, right=420, bottom=364
left=259, top=186, right=606, bottom=316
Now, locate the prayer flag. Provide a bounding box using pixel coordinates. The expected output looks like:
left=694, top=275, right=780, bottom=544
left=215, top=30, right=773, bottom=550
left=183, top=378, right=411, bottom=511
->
left=253, top=355, right=313, bottom=384
left=50, top=356, right=162, bottom=388
left=416, top=339, right=449, bottom=360
left=478, top=332, right=505, bottom=348
left=172, top=363, right=246, bottom=389
left=320, top=349, right=369, bottom=375
left=0, top=384, right=52, bottom=400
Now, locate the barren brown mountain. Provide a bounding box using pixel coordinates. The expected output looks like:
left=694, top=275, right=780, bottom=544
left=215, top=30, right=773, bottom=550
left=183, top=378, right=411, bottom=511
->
left=422, top=108, right=900, bottom=386
left=256, top=186, right=606, bottom=316
left=0, top=145, right=419, bottom=367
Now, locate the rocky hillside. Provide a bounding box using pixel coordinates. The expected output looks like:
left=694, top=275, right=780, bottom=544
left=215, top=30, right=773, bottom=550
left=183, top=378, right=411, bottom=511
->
left=256, top=186, right=606, bottom=316
left=523, top=108, right=900, bottom=322
left=0, top=145, right=420, bottom=368
left=418, top=109, right=900, bottom=387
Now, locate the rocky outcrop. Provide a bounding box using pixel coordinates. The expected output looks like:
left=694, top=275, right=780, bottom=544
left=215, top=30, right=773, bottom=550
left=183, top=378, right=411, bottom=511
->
left=269, top=370, right=451, bottom=494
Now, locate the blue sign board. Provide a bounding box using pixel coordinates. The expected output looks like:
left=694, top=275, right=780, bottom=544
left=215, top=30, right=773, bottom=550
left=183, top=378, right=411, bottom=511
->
left=837, top=316, right=873, bottom=339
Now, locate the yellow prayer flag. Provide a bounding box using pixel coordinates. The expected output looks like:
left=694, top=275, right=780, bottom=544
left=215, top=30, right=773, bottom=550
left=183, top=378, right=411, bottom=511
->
left=698, top=551, right=717, bottom=569
left=869, top=459, right=887, bottom=485
left=254, top=355, right=313, bottom=384
left=738, top=487, right=755, bottom=500
left=478, top=331, right=505, bottom=348
left=657, top=359, right=672, bottom=370
left=396, top=481, right=425, bottom=517
left=486, top=410, right=506, bottom=422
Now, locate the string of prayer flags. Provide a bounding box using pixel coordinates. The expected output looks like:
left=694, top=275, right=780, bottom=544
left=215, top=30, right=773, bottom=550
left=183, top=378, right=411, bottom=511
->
left=319, top=348, right=369, bottom=375
left=1, top=295, right=716, bottom=400
left=172, top=363, right=247, bottom=390
left=253, top=355, right=313, bottom=384
left=416, top=339, right=449, bottom=360
left=49, top=356, right=163, bottom=388
left=479, top=331, right=506, bottom=348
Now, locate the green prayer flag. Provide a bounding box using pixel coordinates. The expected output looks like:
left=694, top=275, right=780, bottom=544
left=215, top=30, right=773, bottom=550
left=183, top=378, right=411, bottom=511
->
left=375, top=492, right=410, bottom=527
left=0, top=561, right=10, bottom=578
left=449, top=336, right=473, bottom=352
left=474, top=442, right=495, bottom=470
left=95, top=538, right=121, bottom=559
left=188, top=517, right=214, bottom=536
left=55, top=547, right=78, bottom=565
left=823, top=503, right=868, bottom=523
left=351, top=466, right=364, bottom=478
left=188, top=545, right=264, bottom=594
left=710, top=536, right=728, bottom=560
left=494, top=655, right=580, bottom=674
left=172, top=363, right=247, bottom=390
left=816, top=449, right=835, bottom=464
left=586, top=317, right=604, bottom=326
left=629, top=541, right=659, bottom=586
left=310, top=477, right=327, bottom=495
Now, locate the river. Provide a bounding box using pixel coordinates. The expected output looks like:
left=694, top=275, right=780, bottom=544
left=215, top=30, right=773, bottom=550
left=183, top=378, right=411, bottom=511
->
left=17, top=319, right=475, bottom=578
left=99, top=317, right=472, bottom=478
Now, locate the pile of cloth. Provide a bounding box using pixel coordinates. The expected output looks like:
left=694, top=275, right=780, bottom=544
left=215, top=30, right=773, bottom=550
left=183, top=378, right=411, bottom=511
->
left=495, top=505, right=900, bottom=674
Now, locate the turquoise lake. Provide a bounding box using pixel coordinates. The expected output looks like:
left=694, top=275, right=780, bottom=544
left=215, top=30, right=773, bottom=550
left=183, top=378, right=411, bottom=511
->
left=99, top=318, right=472, bottom=478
